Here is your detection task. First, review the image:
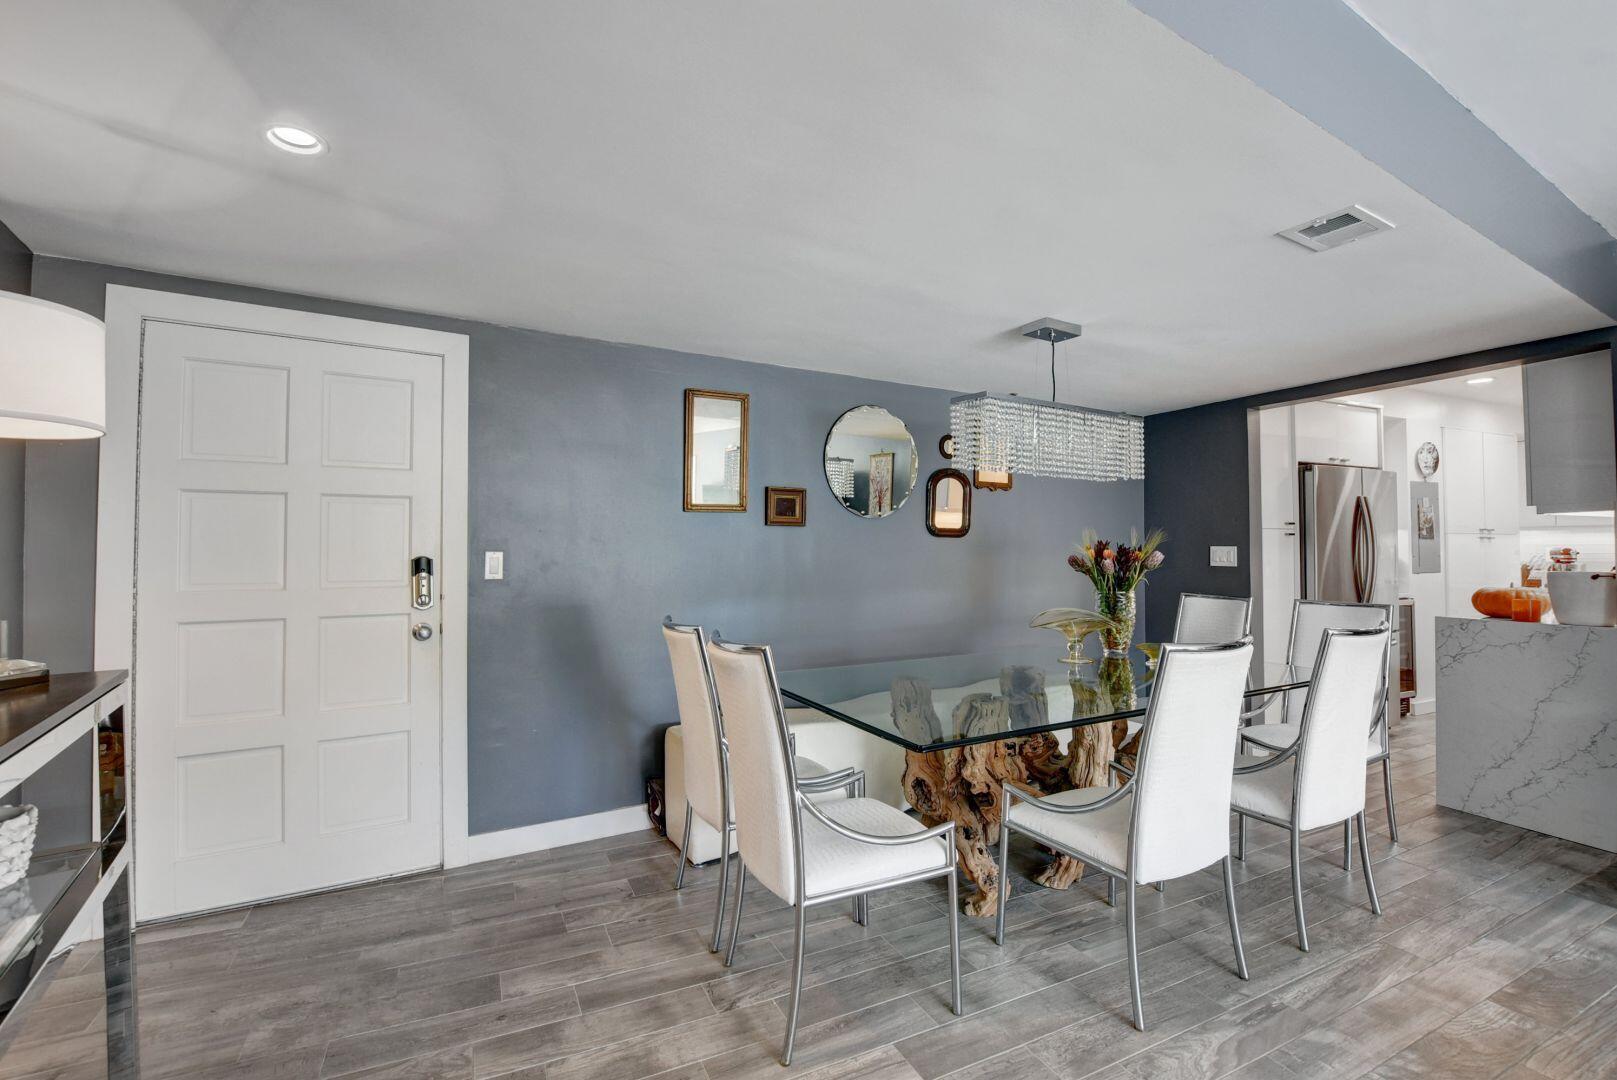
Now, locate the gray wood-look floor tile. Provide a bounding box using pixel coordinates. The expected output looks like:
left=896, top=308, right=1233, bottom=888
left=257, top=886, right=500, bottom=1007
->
left=8, top=712, right=1615, bottom=1080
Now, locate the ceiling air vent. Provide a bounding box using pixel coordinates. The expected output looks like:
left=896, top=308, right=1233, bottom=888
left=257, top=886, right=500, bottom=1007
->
left=1276, top=204, right=1395, bottom=252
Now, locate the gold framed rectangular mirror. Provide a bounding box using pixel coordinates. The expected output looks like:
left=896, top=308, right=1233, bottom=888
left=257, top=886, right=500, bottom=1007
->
left=684, top=388, right=749, bottom=512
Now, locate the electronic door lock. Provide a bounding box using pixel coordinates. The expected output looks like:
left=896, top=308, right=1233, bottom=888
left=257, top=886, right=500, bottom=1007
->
left=412, top=556, right=434, bottom=610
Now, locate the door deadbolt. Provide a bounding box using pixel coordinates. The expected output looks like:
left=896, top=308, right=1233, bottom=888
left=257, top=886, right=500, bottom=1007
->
left=412, top=623, right=434, bottom=642
left=412, top=556, right=435, bottom=610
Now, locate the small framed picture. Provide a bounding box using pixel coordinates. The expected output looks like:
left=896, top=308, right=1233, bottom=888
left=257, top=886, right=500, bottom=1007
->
left=765, top=486, right=806, bottom=526
left=973, top=468, right=1012, bottom=491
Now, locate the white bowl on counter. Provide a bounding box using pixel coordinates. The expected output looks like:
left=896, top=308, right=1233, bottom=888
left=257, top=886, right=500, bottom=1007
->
left=1545, top=571, right=1617, bottom=627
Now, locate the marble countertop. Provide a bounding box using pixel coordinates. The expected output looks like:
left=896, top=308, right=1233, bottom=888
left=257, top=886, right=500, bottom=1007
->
left=1435, top=617, right=1615, bottom=853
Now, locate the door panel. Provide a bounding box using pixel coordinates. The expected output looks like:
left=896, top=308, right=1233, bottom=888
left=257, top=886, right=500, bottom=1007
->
left=1444, top=427, right=1485, bottom=534
left=1481, top=432, right=1520, bottom=535
left=137, top=321, right=443, bottom=919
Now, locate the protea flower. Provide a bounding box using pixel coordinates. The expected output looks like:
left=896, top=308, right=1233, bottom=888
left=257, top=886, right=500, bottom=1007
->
left=1145, top=550, right=1165, bottom=570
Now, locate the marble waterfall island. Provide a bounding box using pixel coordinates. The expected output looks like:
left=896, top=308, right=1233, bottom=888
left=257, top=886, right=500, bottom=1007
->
left=1435, top=617, right=1616, bottom=852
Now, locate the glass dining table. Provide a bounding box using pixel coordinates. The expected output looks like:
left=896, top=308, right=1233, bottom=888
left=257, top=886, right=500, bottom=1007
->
left=779, top=642, right=1314, bottom=916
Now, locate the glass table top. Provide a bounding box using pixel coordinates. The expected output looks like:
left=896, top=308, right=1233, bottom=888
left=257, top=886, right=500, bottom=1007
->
left=779, top=642, right=1312, bottom=753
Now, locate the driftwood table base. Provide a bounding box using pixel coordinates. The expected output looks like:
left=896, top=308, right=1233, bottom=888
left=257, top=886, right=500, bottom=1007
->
left=894, top=664, right=1141, bottom=918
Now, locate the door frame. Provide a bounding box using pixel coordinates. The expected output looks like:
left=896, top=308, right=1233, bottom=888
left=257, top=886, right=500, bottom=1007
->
left=94, top=285, right=473, bottom=906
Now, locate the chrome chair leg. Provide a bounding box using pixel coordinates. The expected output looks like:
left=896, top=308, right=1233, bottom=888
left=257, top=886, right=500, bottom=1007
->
left=674, top=800, right=693, bottom=890
left=1108, top=875, right=1117, bottom=907
left=994, top=824, right=1011, bottom=947
left=709, top=823, right=731, bottom=953
left=1125, top=877, right=1145, bottom=1031
left=1155, top=880, right=1165, bottom=893
left=1289, top=824, right=1309, bottom=952
left=1356, top=812, right=1382, bottom=915
left=724, top=860, right=748, bottom=968
left=781, top=899, right=807, bottom=1066
left=1342, top=820, right=1352, bottom=871
left=854, top=775, right=870, bottom=926
left=1221, top=855, right=1249, bottom=980
left=1236, top=815, right=1247, bottom=861
left=1381, top=757, right=1400, bottom=843
left=947, top=868, right=963, bottom=1015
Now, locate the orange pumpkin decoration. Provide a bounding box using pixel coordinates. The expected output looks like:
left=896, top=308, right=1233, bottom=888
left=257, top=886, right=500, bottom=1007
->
left=1471, top=586, right=1550, bottom=622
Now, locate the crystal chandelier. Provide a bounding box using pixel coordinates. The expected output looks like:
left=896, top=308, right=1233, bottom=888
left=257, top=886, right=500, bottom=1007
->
left=949, top=319, right=1144, bottom=482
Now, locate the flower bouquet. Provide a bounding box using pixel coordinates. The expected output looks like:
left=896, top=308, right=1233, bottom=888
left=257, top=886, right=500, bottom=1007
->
left=1067, top=529, right=1166, bottom=657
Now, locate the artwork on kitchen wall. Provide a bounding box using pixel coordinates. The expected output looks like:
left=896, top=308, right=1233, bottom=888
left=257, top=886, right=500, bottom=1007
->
left=1411, top=480, right=1441, bottom=573
left=868, top=451, right=895, bottom=515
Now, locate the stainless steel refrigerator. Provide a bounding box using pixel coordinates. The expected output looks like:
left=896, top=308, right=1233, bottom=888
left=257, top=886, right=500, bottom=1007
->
left=1298, top=462, right=1400, bottom=720
left=1299, top=463, right=1398, bottom=605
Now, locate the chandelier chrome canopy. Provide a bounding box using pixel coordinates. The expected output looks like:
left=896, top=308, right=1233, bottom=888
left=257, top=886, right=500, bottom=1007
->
left=948, top=319, right=1144, bottom=482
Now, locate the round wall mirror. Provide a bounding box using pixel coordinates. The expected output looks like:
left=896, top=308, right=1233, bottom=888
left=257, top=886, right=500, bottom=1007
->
left=823, top=405, right=918, bottom=518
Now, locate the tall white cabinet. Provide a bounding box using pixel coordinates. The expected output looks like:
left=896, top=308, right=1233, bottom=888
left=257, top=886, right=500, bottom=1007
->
left=1443, top=426, right=1520, bottom=616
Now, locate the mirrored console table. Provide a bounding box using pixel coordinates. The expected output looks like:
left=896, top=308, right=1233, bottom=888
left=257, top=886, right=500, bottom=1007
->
left=0, top=671, right=135, bottom=1079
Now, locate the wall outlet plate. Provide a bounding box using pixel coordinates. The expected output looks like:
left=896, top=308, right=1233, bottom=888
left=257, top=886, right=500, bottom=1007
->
left=484, top=551, right=505, bottom=580
left=1209, top=546, right=1239, bottom=568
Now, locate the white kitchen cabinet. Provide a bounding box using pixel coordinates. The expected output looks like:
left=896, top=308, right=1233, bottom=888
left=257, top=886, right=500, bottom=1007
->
left=1258, top=406, right=1298, bottom=529
left=1482, top=432, right=1520, bottom=534
left=1337, top=404, right=1382, bottom=467
left=1293, top=401, right=1382, bottom=468
left=1445, top=532, right=1518, bottom=617
left=1260, top=526, right=1299, bottom=664
left=1444, top=426, right=1521, bottom=538
left=1444, top=426, right=1485, bottom=534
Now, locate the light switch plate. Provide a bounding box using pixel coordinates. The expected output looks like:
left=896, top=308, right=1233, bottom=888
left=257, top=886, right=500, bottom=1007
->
left=484, top=551, right=505, bottom=580
left=1209, top=546, right=1239, bottom=568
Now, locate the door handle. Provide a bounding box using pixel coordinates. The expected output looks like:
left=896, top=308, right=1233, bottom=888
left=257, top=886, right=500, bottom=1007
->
left=1362, top=495, right=1377, bottom=599
left=1350, top=497, right=1366, bottom=602
left=412, top=623, right=434, bottom=642
left=412, top=556, right=435, bottom=610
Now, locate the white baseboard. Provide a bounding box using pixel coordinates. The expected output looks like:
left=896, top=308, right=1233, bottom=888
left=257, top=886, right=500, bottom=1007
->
left=1411, top=696, right=1435, bottom=714
left=465, top=803, right=649, bottom=864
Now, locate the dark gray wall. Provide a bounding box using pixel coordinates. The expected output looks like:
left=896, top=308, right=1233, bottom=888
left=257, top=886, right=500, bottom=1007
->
left=30, top=257, right=1143, bottom=834
left=0, top=216, right=32, bottom=657
left=1141, top=326, right=1617, bottom=637
left=0, top=218, right=29, bottom=295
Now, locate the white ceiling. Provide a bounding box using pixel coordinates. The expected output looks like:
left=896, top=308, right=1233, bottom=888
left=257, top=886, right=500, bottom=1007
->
left=1345, top=0, right=1617, bottom=238
left=0, top=1, right=1606, bottom=414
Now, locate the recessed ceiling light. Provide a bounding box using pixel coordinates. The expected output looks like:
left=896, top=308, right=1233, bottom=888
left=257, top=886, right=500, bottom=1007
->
left=1466, top=376, right=1495, bottom=386
left=265, top=124, right=326, bottom=155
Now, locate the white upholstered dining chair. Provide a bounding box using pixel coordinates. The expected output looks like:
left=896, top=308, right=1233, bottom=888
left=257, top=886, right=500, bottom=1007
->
left=996, top=638, right=1255, bottom=1031
left=1237, top=599, right=1397, bottom=868
left=704, top=634, right=960, bottom=1065
left=662, top=619, right=862, bottom=953
left=1173, top=592, right=1253, bottom=644
left=1231, top=624, right=1390, bottom=951
left=1126, top=591, right=1253, bottom=896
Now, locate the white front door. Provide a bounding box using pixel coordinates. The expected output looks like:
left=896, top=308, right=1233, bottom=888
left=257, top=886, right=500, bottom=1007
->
left=135, top=319, right=446, bottom=919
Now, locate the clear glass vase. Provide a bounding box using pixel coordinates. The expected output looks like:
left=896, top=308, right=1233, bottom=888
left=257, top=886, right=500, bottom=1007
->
left=1097, top=589, right=1136, bottom=659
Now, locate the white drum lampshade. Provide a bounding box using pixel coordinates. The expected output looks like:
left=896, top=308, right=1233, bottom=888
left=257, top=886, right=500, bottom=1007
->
left=0, top=293, right=106, bottom=439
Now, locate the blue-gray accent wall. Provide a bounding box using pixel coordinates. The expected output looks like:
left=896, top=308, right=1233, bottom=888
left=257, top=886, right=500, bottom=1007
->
left=28, top=257, right=1143, bottom=835
left=1130, top=0, right=1617, bottom=320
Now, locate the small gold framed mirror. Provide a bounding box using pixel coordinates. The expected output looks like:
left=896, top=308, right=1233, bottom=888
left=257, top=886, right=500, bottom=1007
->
left=684, top=389, right=749, bottom=512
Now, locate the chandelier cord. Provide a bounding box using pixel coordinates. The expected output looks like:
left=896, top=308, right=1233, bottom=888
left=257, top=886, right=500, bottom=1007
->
left=1050, top=335, right=1057, bottom=402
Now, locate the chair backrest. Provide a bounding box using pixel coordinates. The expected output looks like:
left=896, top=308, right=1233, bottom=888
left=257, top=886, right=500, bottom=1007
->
left=662, top=619, right=727, bottom=830
left=1172, top=593, right=1252, bottom=645
left=1284, top=600, right=1390, bottom=732
left=1129, top=638, right=1255, bottom=883
left=1292, top=626, right=1390, bottom=830
left=704, top=636, right=802, bottom=901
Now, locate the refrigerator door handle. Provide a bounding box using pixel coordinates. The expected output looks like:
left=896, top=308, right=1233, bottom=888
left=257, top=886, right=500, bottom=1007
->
left=1350, top=496, right=1366, bottom=602
left=1362, top=495, right=1378, bottom=601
